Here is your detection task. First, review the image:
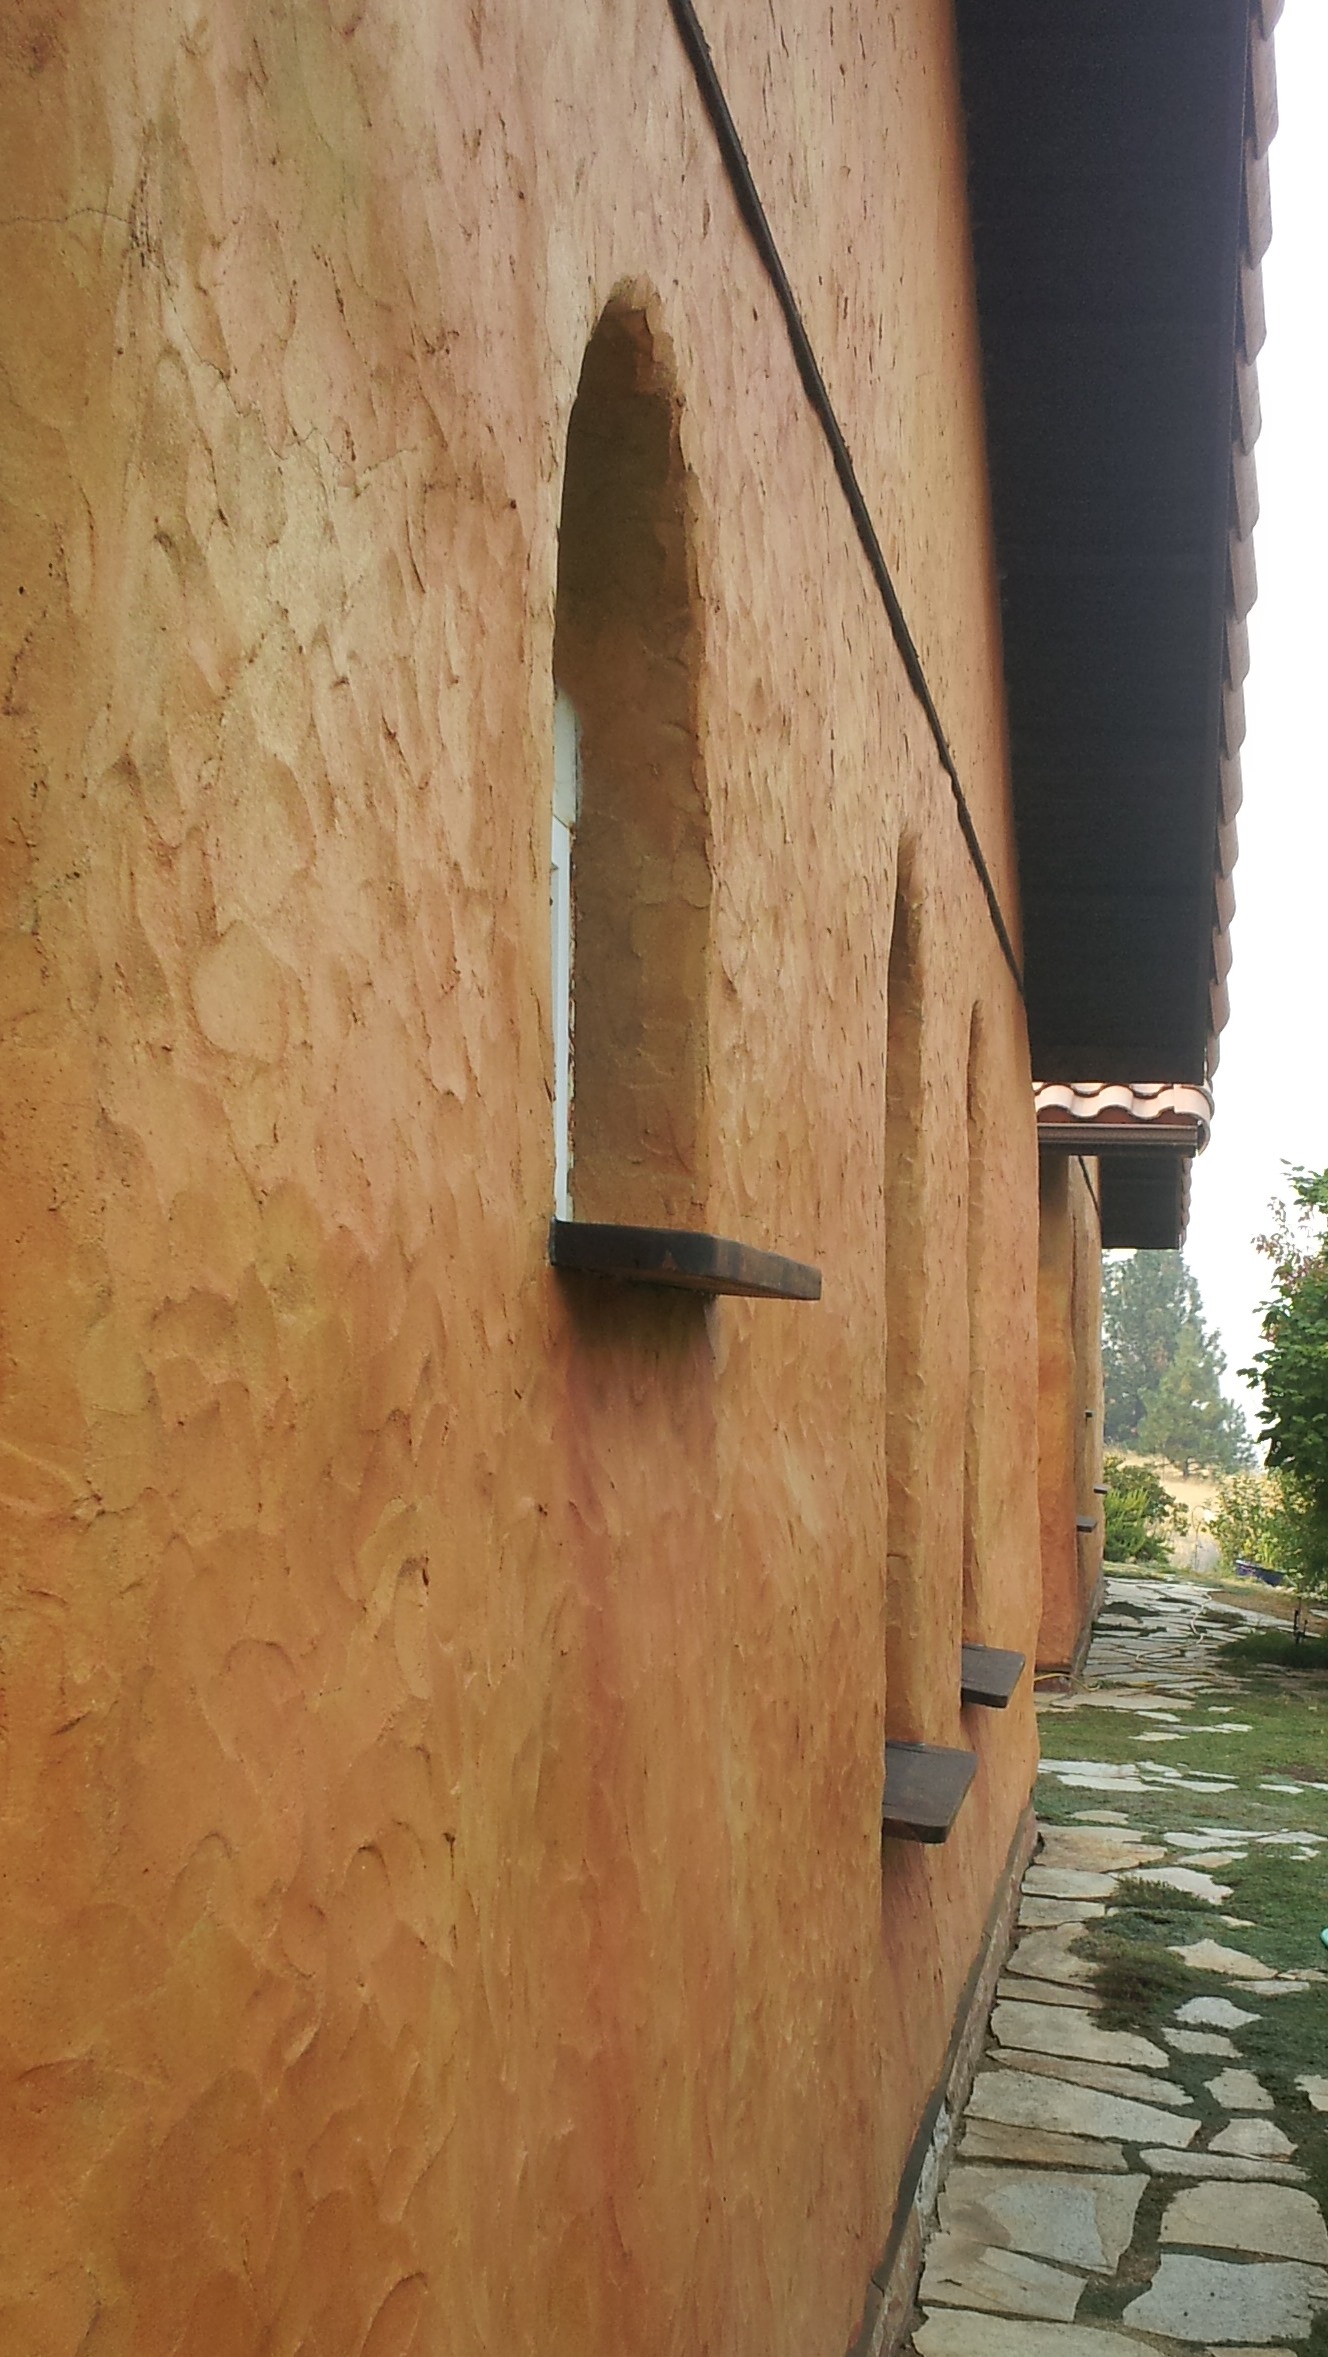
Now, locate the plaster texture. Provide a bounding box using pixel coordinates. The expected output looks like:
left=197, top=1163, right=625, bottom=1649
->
left=0, top=2, right=1039, bottom=2353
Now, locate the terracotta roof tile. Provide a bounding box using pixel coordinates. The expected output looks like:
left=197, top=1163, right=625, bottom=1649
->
left=1034, top=1082, right=1213, bottom=1158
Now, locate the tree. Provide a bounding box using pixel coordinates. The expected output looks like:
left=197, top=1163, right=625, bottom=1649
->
left=1137, top=1322, right=1249, bottom=1475
left=1103, top=1250, right=1254, bottom=1471
left=1103, top=1252, right=1199, bottom=1445
left=1246, top=1169, right=1328, bottom=1592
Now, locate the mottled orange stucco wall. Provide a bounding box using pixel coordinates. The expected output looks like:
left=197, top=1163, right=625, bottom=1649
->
left=0, top=4, right=1041, bottom=2353
left=1036, top=1156, right=1106, bottom=1673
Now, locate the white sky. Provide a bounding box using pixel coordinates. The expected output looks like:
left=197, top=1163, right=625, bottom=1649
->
left=1177, top=0, right=1328, bottom=1431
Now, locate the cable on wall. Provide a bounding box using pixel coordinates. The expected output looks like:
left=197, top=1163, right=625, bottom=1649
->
left=1076, top=1155, right=1103, bottom=1226
left=665, top=0, right=1025, bottom=998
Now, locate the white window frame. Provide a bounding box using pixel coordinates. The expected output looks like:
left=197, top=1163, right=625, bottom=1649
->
left=551, top=689, right=580, bottom=1219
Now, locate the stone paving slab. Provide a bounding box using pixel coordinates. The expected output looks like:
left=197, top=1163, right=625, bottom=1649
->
left=1171, top=1940, right=1279, bottom=1979
left=1163, top=2027, right=1239, bottom=2058
left=991, top=2050, right=1194, bottom=2109
left=918, top=2235, right=1083, bottom=2322
left=1176, top=1997, right=1261, bottom=2029
left=1122, top=2253, right=1328, bottom=2343
left=1205, top=2067, right=1273, bottom=2112
left=990, top=2001, right=1167, bottom=2072
left=913, top=2314, right=1156, bottom=2356
left=1210, top=2118, right=1297, bottom=2159
left=1022, top=1867, right=1121, bottom=1900
left=938, top=2165, right=1145, bottom=2271
left=958, top=2120, right=1128, bottom=2172
left=1138, top=2147, right=1307, bottom=2184
left=967, top=2068, right=1199, bottom=2147
left=1004, top=1929, right=1097, bottom=1986
left=1160, top=2181, right=1328, bottom=2262
left=996, top=1975, right=1102, bottom=2011
left=1018, top=1897, right=1107, bottom=1929
left=1135, top=1865, right=1233, bottom=1904
left=1034, top=1831, right=1165, bottom=1873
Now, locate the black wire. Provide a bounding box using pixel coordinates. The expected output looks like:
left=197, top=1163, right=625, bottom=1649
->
left=1076, top=1155, right=1103, bottom=1225
left=666, top=0, right=1025, bottom=998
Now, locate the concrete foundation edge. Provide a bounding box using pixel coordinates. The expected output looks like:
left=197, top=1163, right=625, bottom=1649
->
left=844, top=1795, right=1039, bottom=2357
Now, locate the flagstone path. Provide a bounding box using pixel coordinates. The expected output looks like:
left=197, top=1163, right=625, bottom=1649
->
left=902, top=1575, right=1328, bottom=2357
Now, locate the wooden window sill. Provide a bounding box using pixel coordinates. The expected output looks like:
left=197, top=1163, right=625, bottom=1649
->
left=549, top=1220, right=821, bottom=1300
left=1076, top=1515, right=1098, bottom=1533
left=881, top=1741, right=977, bottom=1844
left=960, top=1643, right=1027, bottom=1709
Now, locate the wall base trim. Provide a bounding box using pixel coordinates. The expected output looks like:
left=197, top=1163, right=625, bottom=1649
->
left=845, top=1796, right=1039, bottom=2357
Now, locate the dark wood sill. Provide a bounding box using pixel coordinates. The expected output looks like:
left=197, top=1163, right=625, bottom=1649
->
left=960, top=1643, right=1027, bottom=1710
left=1076, top=1515, right=1098, bottom=1533
left=549, top=1220, right=821, bottom=1300
left=881, top=1741, right=977, bottom=1844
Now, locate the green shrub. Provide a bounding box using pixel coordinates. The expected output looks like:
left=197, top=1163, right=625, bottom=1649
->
left=1210, top=1467, right=1316, bottom=1589
left=1102, top=1455, right=1185, bottom=1564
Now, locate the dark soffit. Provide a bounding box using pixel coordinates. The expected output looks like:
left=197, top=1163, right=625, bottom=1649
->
left=954, top=0, right=1274, bottom=1086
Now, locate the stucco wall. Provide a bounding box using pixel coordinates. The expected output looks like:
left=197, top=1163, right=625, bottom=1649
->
left=0, top=5, right=1041, bottom=2354
left=1036, top=1155, right=1106, bottom=1673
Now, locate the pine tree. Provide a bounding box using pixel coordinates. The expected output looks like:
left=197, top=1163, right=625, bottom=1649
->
left=1137, top=1323, right=1244, bottom=1474
left=1103, top=1252, right=1202, bottom=1445
left=1103, top=1249, right=1253, bottom=1470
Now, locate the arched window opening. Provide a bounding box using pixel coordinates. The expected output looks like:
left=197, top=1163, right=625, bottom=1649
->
left=550, top=299, right=710, bottom=1231
left=884, top=855, right=924, bottom=1743
left=962, top=1005, right=989, bottom=1634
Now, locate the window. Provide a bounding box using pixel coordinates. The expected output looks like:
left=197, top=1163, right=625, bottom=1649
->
left=884, top=854, right=924, bottom=1741
left=546, top=298, right=819, bottom=1306
left=551, top=298, right=710, bottom=1230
